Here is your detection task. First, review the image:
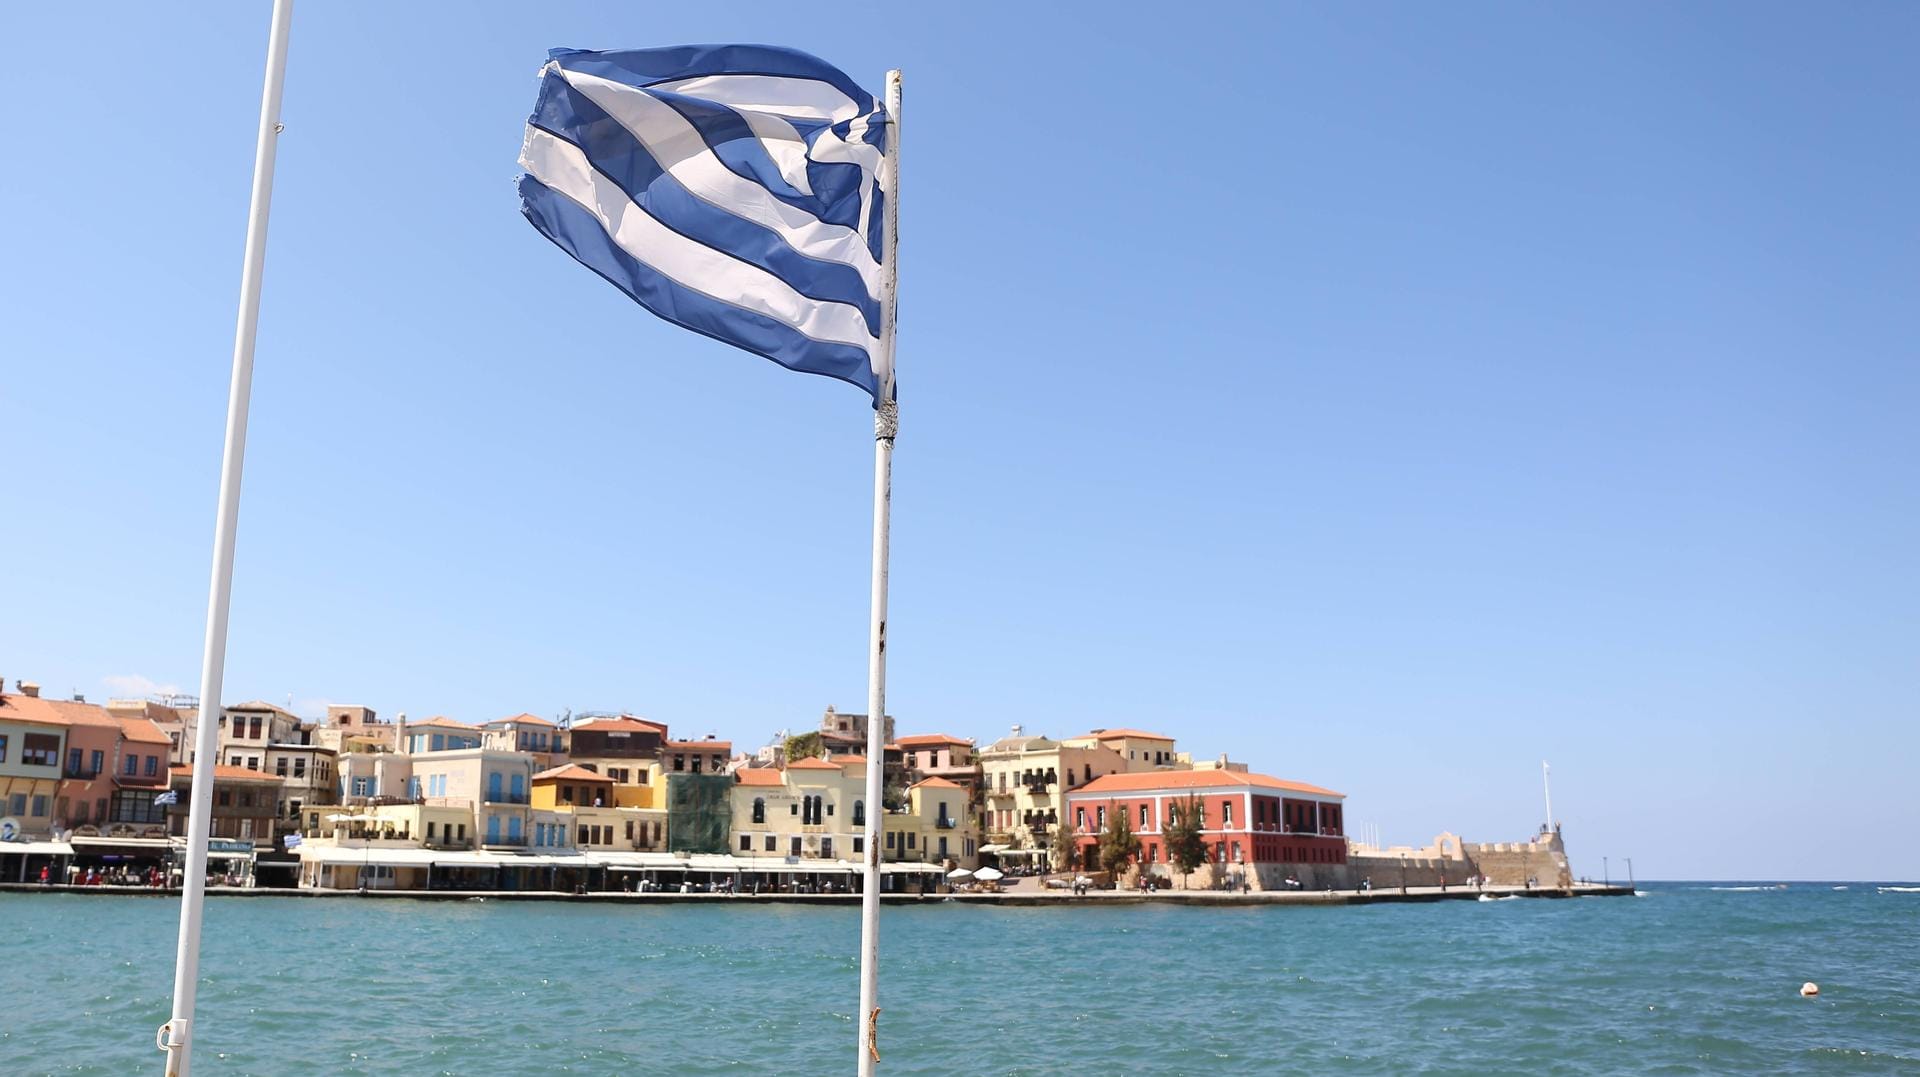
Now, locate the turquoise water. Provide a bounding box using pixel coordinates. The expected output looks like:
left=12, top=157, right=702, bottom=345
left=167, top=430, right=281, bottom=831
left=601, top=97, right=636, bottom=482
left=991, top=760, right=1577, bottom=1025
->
left=3, top=885, right=1917, bottom=1074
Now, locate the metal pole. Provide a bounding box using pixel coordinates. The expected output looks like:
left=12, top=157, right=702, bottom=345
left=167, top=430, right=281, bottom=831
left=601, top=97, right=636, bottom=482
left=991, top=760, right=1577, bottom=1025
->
left=1626, top=857, right=1634, bottom=890
left=1603, top=855, right=1609, bottom=887
left=158, top=3, right=292, bottom=1074
left=857, top=68, right=902, bottom=1077
left=1542, top=760, right=1553, bottom=832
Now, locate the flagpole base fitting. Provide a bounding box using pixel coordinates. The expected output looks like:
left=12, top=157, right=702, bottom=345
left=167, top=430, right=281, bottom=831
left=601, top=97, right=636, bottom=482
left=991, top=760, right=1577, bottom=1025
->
left=157, top=1018, right=189, bottom=1052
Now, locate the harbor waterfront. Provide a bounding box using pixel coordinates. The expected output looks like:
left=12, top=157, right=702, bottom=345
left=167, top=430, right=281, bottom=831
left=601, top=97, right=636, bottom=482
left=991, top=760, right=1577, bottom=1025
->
left=3, top=884, right=1916, bottom=1074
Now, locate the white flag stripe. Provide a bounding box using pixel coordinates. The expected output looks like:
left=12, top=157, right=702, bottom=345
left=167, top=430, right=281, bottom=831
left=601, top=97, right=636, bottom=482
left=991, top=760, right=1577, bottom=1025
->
left=561, top=68, right=883, bottom=299
left=521, top=127, right=881, bottom=354
left=648, top=73, right=863, bottom=122
left=738, top=109, right=815, bottom=196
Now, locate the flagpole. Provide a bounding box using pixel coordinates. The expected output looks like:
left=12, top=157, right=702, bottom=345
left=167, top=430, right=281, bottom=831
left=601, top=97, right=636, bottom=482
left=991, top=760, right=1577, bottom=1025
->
left=857, top=67, right=902, bottom=1077
left=158, top=2, right=292, bottom=1074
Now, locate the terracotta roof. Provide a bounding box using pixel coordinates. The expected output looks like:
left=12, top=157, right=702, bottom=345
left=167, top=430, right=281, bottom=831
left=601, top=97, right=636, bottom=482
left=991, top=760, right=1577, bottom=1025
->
left=406, top=716, right=474, bottom=729
left=1, top=694, right=127, bottom=728
left=908, top=776, right=964, bottom=790
left=533, top=763, right=614, bottom=783
left=1088, top=728, right=1175, bottom=742
left=573, top=716, right=667, bottom=733
left=786, top=757, right=842, bottom=770
left=896, top=733, right=971, bottom=747
left=170, top=763, right=285, bottom=783
left=664, top=739, right=732, bottom=751
left=1070, top=770, right=1342, bottom=798
left=118, top=718, right=173, bottom=745
left=735, top=768, right=785, bottom=787
left=489, top=712, right=556, bottom=727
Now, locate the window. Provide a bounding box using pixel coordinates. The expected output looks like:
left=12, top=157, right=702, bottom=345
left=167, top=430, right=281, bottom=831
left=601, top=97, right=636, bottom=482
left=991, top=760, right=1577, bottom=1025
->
left=752, top=798, right=766, bottom=824
left=247, top=756, right=259, bottom=770
left=509, top=816, right=523, bottom=842
left=1140, top=804, right=1149, bottom=828
left=511, top=773, right=526, bottom=801
left=853, top=800, right=865, bottom=826
left=1222, top=802, right=1233, bottom=827
left=68, top=748, right=82, bottom=774
left=1075, top=807, right=1086, bottom=828
left=276, top=757, right=289, bottom=776
left=31, top=795, right=49, bottom=818
left=0, top=733, right=9, bottom=762
left=428, top=821, right=438, bottom=840
left=741, top=834, right=752, bottom=851
left=8, top=793, right=24, bottom=815
left=854, top=836, right=864, bottom=854
left=790, top=802, right=799, bottom=816
left=765, top=835, right=776, bottom=852
left=487, top=816, right=501, bottom=844
left=821, top=838, right=833, bottom=858
left=907, top=832, right=917, bottom=849
left=248, top=716, right=262, bottom=740
left=790, top=836, right=801, bottom=856
left=217, top=789, right=231, bottom=807
left=23, top=734, right=59, bottom=767
left=1097, top=806, right=1106, bottom=828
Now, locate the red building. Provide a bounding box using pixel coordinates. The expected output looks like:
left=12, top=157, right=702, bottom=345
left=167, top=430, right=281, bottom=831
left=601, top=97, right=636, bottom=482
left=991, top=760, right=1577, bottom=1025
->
left=1065, top=769, right=1346, bottom=887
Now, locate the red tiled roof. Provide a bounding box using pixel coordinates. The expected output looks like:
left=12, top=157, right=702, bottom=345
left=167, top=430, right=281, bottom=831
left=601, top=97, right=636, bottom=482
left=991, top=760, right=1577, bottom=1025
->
left=786, top=757, right=841, bottom=770
left=908, top=776, right=964, bottom=790
left=573, top=716, right=667, bottom=733
left=1071, top=770, right=1342, bottom=798
left=735, top=768, right=785, bottom=786
left=118, top=718, right=173, bottom=745
left=407, top=716, right=473, bottom=729
left=533, top=763, right=614, bottom=783
left=1087, top=728, right=1175, bottom=742
left=0, top=694, right=126, bottom=728
left=896, top=733, right=971, bottom=747
left=664, top=739, right=732, bottom=751
left=170, top=763, right=285, bottom=783
left=489, top=712, right=555, bottom=727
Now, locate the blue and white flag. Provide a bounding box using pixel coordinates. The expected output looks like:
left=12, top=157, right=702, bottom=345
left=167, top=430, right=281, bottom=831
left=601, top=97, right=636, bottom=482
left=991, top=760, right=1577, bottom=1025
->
left=154, top=789, right=179, bottom=806
left=518, top=44, right=894, bottom=403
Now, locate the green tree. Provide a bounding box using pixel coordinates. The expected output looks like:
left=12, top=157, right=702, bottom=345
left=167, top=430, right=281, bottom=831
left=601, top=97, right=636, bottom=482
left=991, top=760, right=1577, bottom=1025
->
left=1049, top=814, right=1078, bottom=875
left=1098, top=800, right=1141, bottom=885
left=1163, top=793, right=1209, bottom=890
left=783, top=731, right=823, bottom=764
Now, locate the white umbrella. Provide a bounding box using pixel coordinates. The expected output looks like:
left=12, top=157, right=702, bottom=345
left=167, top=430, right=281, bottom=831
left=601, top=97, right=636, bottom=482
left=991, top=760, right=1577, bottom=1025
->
left=974, top=866, right=1005, bottom=882
left=946, top=867, right=974, bottom=880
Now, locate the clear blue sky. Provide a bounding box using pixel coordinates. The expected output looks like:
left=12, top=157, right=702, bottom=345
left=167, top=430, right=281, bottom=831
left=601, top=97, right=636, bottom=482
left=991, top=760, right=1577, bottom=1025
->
left=3, top=4, right=1914, bottom=881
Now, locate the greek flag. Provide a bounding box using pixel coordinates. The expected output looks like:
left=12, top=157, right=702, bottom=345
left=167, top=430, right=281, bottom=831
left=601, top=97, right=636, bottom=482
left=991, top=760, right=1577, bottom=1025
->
left=154, top=789, right=179, bottom=806
left=518, top=45, right=894, bottom=403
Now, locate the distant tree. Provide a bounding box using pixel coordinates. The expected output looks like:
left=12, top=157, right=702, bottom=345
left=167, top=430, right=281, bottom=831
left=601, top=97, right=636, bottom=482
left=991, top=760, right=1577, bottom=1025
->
left=1163, top=794, right=1209, bottom=890
left=783, top=731, right=823, bottom=764
left=1050, top=814, right=1078, bottom=875
left=1098, top=800, right=1141, bottom=884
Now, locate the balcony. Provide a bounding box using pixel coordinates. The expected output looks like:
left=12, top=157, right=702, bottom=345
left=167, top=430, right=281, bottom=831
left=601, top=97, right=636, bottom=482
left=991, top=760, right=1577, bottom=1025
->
left=63, top=766, right=103, bottom=781
left=935, top=819, right=957, bottom=830
left=1024, top=783, right=1052, bottom=797
left=481, top=793, right=529, bottom=805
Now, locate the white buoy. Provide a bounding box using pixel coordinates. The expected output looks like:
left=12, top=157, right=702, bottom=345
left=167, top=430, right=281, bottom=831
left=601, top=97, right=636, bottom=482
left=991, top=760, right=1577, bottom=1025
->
left=1800, top=982, right=1820, bottom=997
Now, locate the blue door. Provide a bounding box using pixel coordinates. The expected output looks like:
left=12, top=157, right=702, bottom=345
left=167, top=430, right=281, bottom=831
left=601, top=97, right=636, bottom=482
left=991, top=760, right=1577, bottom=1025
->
left=510, top=773, right=526, bottom=803
left=488, top=772, right=503, bottom=802
left=508, top=816, right=523, bottom=843
left=486, top=815, right=501, bottom=844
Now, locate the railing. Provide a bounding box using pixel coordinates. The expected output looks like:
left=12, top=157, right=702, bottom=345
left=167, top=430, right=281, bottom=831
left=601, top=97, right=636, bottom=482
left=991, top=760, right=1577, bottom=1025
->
left=1024, top=784, right=1051, bottom=797
left=63, top=767, right=102, bottom=780
left=481, top=793, right=529, bottom=805
left=935, top=819, right=956, bottom=829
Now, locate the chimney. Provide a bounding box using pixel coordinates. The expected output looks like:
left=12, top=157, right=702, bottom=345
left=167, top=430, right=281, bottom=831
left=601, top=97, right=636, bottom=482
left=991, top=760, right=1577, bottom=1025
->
left=20, top=680, right=41, bottom=698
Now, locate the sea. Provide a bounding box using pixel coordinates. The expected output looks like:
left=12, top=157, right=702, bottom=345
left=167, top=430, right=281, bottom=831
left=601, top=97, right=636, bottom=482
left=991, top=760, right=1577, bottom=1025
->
left=2, top=884, right=1916, bottom=1075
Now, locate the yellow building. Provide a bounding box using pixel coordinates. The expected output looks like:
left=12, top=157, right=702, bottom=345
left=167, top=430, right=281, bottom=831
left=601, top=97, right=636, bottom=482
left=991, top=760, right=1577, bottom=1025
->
left=884, top=776, right=979, bottom=868
left=531, top=764, right=665, bottom=854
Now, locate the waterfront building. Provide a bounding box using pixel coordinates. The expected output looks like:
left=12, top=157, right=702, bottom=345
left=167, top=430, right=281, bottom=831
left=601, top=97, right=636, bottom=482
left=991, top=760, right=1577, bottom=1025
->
left=165, top=763, right=284, bottom=845
left=0, top=685, right=69, bottom=839
left=566, top=715, right=668, bottom=794
left=484, top=713, right=567, bottom=767
left=896, top=733, right=978, bottom=789
left=307, top=705, right=393, bottom=755
left=403, top=742, right=538, bottom=850
left=1059, top=728, right=1185, bottom=769
left=209, top=700, right=302, bottom=771
left=977, top=726, right=1136, bottom=855
left=1065, top=770, right=1346, bottom=889
left=105, top=698, right=194, bottom=765
left=263, top=742, right=336, bottom=821
left=884, top=776, right=978, bottom=869
left=399, top=715, right=484, bottom=754
left=531, top=763, right=665, bottom=853
left=661, top=736, right=732, bottom=776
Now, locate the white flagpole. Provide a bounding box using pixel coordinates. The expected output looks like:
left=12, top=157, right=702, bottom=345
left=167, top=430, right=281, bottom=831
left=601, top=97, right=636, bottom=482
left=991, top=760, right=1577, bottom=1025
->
left=158, top=3, right=292, bottom=1074
left=857, top=68, right=902, bottom=1077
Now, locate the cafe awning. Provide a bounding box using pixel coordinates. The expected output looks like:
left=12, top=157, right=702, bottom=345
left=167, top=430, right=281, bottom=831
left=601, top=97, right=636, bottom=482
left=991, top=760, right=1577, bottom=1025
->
left=0, top=841, right=74, bottom=856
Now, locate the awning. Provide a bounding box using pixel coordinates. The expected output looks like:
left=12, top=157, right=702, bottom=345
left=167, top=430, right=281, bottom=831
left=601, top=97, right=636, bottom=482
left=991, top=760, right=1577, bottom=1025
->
left=978, top=844, right=1009, bottom=854
left=0, top=841, right=74, bottom=856
left=71, top=836, right=173, bottom=851
left=297, top=846, right=592, bottom=869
